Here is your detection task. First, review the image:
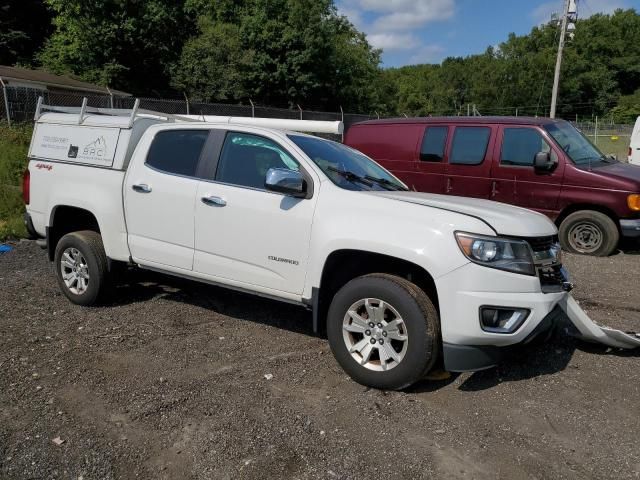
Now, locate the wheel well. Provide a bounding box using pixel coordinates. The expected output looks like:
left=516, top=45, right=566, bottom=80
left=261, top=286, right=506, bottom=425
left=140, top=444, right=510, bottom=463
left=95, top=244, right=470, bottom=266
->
left=48, top=206, right=100, bottom=261
left=316, top=250, right=438, bottom=334
left=555, top=204, right=619, bottom=230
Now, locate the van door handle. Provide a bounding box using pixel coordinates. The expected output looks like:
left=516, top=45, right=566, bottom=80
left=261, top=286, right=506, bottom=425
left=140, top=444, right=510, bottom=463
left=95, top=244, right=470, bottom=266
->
left=491, top=180, right=498, bottom=197
left=201, top=195, right=227, bottom=207
left=132, top=183, right=152, bottom=193
left=446, top=178, right=452, bottom=193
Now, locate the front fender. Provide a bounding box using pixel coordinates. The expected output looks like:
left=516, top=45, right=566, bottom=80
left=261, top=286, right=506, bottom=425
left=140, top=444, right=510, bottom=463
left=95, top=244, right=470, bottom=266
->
left=303, top=187, right=493, bottom=299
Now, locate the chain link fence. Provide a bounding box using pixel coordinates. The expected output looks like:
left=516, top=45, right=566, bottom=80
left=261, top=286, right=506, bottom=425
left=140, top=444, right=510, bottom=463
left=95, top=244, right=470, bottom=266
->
left=0, top=86, right=374, bottom=140
left=1, top=86, right=633, bottom=156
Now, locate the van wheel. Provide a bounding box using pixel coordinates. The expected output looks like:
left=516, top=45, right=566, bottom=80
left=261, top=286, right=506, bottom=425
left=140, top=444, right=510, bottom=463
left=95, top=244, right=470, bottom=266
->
left=559, top=210, right=619, bottom=256
left=326, top=274, right=440, bottom=390
left=54, top=230, right=109, bottom=306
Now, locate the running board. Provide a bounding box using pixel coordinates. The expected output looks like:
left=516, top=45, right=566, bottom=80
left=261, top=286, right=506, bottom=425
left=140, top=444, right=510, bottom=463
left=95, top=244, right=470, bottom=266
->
left=559, top=295, right=640, bottom=349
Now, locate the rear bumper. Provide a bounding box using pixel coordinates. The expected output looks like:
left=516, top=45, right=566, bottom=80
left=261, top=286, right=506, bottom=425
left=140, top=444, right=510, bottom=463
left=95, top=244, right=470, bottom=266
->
left=23, top=212, right=40, bottom=239
left=620, top=219, right=640, bottom=238
left=443, top=306, right=564, bottom=372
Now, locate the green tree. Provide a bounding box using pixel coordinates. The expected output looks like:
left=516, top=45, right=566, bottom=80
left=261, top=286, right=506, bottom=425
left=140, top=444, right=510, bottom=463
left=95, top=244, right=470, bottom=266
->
left=607, top=89, right=640, bottom=123
left=0, top=0, right=53, bottom=66
left=39, top=0, right=196, bottom=95
left=172, top=20, right=253, bottom=102
left=174, top=0, right=381, bottom=111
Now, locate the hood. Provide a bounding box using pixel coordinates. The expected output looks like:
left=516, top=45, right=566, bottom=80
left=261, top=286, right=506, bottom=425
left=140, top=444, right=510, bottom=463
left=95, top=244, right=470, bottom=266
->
left=587, top=162, right=640, bottom=186
left=368, top=191, right=557, bottom=237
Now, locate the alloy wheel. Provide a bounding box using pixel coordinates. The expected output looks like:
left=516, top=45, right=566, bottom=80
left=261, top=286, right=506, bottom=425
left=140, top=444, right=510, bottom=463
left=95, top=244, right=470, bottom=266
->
left=342, top=298, right=408, bottom=371
left=60, top=247, right=90, bottom=295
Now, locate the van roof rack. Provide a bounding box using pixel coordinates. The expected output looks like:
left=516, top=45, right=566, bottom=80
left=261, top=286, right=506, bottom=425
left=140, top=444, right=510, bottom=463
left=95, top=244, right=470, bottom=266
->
left=34, top=96, right=197, bottom=127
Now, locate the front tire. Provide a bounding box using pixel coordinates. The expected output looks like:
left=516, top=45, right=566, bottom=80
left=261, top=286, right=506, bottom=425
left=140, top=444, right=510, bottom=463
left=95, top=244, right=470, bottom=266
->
left=559, top=210, right=619, bottom=256
left=54, top=230, right=109, bottom=306
left=327, top=274, right=440, bottom=390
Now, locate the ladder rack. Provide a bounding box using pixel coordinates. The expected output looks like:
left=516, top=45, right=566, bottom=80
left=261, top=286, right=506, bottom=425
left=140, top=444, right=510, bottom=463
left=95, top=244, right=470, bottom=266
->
left=33, top=96, right=344, bottom=134
left=34, top=96, right=197, bottom=127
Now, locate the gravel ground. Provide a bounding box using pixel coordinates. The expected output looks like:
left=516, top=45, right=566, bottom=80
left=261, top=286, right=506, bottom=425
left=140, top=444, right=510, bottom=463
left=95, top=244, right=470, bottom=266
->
left=0, top=240, right=639, bottom=479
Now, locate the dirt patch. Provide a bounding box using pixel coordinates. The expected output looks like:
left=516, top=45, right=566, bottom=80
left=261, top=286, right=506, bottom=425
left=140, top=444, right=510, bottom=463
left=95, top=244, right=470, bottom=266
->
left=1, top=241, right=639, bottom=479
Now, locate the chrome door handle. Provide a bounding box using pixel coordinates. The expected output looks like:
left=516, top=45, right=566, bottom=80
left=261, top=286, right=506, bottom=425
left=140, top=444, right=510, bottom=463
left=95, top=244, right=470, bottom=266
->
left=446, top=178, right=452, bottom=193
left=491, top=180, right=498, bottom=197
left=132, top=183, right=152, bottom=193
left=201, top=195, right=227, bottom=207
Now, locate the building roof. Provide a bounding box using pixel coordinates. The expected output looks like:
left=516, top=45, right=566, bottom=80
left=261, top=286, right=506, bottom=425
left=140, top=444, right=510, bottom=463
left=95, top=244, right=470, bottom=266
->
left=354, top=116, right=560, bottom=126
left=0, top=65, right=130, bottom=96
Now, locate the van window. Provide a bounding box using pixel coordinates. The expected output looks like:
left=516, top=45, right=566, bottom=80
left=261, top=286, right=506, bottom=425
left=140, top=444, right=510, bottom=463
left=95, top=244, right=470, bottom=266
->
left=420, top=127, right=447, bottom=162
left=450, top=127, right=490, bottom=165
left=501, top=128, right=552, bottom=166
left=146, top=130, right=209, bottom=177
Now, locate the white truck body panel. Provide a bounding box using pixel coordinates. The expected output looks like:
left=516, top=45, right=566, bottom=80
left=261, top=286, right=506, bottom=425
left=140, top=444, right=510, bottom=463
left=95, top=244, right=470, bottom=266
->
left=629, top=116, right=640, bottom=166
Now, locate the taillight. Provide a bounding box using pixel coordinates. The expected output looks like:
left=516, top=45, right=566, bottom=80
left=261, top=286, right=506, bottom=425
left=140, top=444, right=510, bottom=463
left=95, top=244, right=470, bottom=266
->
left=629, top=147, right=633, bottom=158
left=22, top=169, right=30, bottom=205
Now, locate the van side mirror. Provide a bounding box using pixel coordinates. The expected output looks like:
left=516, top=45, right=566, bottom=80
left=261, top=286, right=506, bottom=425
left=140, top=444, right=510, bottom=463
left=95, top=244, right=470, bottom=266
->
left=265, top=168, right=306, bottom=197
left=534, top=151, right=555, bottom=173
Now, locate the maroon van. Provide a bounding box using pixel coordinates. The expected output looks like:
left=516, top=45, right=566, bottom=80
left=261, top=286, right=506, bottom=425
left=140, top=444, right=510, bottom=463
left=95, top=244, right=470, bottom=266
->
left=345, top=117, right=640, bottom=256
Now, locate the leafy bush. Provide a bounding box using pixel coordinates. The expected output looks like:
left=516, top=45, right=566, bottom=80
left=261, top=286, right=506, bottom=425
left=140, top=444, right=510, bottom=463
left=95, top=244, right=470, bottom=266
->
left=0, top=123, right=32, bottom=240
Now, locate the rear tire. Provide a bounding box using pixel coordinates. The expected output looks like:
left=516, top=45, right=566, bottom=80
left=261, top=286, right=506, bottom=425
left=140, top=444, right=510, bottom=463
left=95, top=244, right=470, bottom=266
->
left=54, top=230, right=109, bottom=306
left=559, top=210, right=618, bottom=257
left=327, top=273, right=440, bottom=390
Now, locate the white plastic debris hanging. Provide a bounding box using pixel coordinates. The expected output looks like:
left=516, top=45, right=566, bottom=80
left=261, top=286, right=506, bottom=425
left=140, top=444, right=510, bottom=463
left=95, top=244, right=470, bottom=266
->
left=560, top=295, right=640, bottom=349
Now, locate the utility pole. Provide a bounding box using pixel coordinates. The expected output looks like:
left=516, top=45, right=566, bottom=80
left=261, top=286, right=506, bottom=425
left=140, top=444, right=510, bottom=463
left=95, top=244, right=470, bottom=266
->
left=550, top=0, right=577, bottom=118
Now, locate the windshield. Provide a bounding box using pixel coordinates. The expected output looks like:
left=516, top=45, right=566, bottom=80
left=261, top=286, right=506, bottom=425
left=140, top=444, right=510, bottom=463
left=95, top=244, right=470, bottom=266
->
left=544, top=121, right=609, bottom=166
left=288, top=134, right=407, bottom=191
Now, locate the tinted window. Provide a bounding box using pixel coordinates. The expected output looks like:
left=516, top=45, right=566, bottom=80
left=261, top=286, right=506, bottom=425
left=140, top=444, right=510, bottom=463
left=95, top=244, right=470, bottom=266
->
left=146, top=130, right=208, bottom=177
left=420, top=127, right=447, bottom=162
left=216, top=132, right=299, bottom=189
left=449, top=127, right=491, bottom=165
left=501, top=128, right=551, bottom=166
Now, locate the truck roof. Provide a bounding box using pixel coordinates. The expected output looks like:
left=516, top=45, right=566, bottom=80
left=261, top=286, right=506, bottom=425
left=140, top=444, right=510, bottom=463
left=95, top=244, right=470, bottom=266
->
left=353, top=116, right=563, bottom=127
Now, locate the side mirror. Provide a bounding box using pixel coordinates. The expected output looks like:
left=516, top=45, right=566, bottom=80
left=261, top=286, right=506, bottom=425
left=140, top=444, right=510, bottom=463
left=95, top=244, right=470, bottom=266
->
left=534, top=151, right=555, bottom=173
left=265, top=168, right=306, bottom=197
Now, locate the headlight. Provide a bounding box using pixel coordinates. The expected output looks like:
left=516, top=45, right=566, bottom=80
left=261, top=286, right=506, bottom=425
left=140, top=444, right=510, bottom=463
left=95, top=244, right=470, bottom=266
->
left=455, top=232, right=535, bottom=275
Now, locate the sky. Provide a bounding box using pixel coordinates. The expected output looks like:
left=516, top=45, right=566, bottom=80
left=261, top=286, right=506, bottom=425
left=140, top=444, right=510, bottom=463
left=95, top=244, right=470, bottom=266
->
left=336, top=0, right=640, bottom=67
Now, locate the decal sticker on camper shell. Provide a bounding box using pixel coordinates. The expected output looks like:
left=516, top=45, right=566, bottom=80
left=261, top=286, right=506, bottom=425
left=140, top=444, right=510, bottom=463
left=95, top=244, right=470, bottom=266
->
left=30, top=124, right=120, bottom=167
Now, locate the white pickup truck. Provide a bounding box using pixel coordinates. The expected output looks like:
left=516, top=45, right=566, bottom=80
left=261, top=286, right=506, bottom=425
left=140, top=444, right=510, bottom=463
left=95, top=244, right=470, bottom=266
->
left=23, top=101, right=640, bottom=390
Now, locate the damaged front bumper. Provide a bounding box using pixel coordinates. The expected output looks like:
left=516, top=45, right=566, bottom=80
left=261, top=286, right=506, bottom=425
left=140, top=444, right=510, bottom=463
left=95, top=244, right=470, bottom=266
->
left=444, top=293, right=640, bottom=372
left=560, top=295, right=640, bottom=349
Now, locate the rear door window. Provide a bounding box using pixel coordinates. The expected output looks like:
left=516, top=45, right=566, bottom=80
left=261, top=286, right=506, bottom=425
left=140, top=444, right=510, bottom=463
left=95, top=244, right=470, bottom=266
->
left=420, top=126, right=448, bottom=162
left=501, top=128, right=552, bottom=166
left=146, top=130, right=209, bottom=177
left=449, top=127, right=491, bottom=165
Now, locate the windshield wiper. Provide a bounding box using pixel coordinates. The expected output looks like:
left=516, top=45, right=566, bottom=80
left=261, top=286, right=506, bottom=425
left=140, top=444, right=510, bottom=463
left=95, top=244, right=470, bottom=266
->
left=327, top=166, right=374, bottom=187
left=364, top=175, right=408, bottom=191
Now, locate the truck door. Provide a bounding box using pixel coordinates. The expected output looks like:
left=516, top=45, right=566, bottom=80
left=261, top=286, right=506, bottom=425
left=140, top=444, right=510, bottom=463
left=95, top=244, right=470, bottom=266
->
left=490, top=126, right=564, bottom=213
left=193, top=131, right=317, bottom=294
left=124, top=128, right=210, bottom=270
left=444, top=125, right=494, bottom=199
